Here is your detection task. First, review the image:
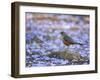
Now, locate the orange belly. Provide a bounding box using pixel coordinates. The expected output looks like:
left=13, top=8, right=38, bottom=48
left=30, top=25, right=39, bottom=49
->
left=63, top=40, right=71, bottom=45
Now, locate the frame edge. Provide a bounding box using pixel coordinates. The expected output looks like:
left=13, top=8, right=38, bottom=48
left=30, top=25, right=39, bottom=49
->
left=11, top=2, right=98, bottom=78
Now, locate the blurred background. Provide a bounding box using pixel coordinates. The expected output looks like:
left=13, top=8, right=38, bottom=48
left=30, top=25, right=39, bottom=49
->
left=25, top=12, right=90, bottom=67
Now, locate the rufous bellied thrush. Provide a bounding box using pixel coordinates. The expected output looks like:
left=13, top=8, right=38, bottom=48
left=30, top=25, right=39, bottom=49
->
left=60, top=32, right=83, bottom=46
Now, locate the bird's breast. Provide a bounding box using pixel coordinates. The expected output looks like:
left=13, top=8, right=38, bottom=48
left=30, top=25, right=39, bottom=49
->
left=63, top=40, right=71, bottom=46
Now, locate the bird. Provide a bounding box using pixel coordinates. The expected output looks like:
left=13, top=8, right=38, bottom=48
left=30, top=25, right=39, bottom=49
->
left=60, top=32, right=83, bottom=46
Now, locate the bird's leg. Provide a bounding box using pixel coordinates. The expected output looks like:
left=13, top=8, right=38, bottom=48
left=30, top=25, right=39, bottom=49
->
left=67, top=45, right=72, bottom=50
left=64, top=45, right=69, bottom=50
left=67, top=46, right=70, bottom=51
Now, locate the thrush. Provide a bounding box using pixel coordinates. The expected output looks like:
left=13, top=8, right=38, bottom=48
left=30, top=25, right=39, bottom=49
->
left=60, top=32, right=83, bottom=46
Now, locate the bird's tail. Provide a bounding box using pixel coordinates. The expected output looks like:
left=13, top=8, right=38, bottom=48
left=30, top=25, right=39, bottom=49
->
left=77, top=43, right=84, bottom=45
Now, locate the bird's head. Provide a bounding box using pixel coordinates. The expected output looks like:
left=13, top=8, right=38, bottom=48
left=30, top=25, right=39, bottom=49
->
left=60, top=32, right=65, bottom=35
left=59, top=32, right=65, bottom=40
